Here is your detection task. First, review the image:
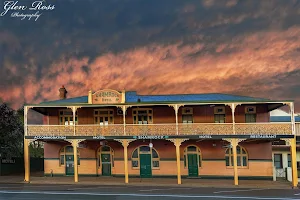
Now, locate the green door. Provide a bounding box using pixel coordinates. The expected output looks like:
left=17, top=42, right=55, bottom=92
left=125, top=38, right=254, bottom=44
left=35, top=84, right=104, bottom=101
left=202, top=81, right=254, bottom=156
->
left=65, top=155, right=74, bottom=176
left=140, top=154, right=152, bottom=178
left=101, top=154, right=111, bottom=176
left=188, top=154, right=198, bottom=177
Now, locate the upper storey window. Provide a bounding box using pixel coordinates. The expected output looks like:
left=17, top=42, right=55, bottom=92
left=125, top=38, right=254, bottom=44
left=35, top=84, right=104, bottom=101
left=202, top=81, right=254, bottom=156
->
left=214, top=106, right=225, bottom=123
left=59, top=110, right=78, bottom=125
left=133, top=108, right=153, bottom=124
left=182, top=107, right=193, bottom=123
left=94, top=109, right=114, bottom=125
left=245, top=106, right=256, bottom=123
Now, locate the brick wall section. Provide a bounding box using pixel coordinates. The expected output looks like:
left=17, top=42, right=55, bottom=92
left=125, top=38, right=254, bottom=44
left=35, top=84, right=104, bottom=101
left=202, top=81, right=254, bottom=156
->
left=44, top=104, right=270, bottom=125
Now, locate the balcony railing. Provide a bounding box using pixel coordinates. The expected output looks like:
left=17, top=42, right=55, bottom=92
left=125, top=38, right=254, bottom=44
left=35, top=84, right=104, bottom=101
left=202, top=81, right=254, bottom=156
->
left=26, top=123, right=293, bottom=137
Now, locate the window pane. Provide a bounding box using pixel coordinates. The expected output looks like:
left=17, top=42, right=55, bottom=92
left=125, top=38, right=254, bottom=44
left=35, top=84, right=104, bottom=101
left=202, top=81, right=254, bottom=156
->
left=187, top=146, right=197, bottom=152
left=237, top=146, right=241, bottom=154
left=288, top=154, right=291, bottom=167
left=132, top=149, right=138, bottom=158
left=77, top=155, right=80, bottom=165
left=153, top=161, right=159, bottom=167
left=237, top=156, right=241, bottom=166
left=101, top=146, right=110, bottom=151
left=225, top=149, right=229, bottom=154
left=66, top=146, right=73, bottom=152
left=60, top=155, right=64, bottom=165
left=140, top=146, right=150, bottom=152
left=152, top=150, right=159, bottom=158
left=198, top=155, right=201, bottom=167
left=95, top=117, right=98, bottom=123
left=243, top=156, right=247, bottom=166
left=274, top=154, right=282, bottom=162
left=225, top=156, right=230, bottom=166
left=184, top=155, right=186, bottom=167
left=112, top=155, right=114, bottom=167
left=132, top=160, right=138, bottom=167
left=242, top=148, right=246, bottom=154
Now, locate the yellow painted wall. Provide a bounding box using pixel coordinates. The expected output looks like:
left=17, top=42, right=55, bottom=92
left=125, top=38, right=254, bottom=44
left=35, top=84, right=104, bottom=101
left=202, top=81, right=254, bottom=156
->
left=44, top=140, right=273, bottom=177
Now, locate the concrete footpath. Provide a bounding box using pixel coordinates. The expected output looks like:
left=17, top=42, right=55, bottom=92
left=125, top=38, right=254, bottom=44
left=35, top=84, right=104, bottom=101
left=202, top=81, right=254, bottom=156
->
left=0, top=175, right=295, bottom=189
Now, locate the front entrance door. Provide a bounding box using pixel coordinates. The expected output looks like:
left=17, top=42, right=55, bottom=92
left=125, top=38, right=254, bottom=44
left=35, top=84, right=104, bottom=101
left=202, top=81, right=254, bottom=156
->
left=101, top=153, right=111, bottom=176
left=140, top=154, right=152, bottom=178
left=188, top=154, right=198, bottom=177
left=65, top=155, right=74, bottom=175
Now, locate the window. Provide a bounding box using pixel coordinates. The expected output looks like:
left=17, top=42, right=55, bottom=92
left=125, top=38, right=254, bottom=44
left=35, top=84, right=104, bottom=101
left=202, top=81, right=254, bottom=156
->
left=245, top=114, right=256, bottom=123
left=59, top=110, right=78, bottom=125
left=131, top=146, right=159, bottom=169
left=133, top=109, right=153, bottom=124
left=59, top=146, right=80, bottom=166
left=245, top=106, right=257, bottom=123
left=214, top=106, right=225, bottom=123
left=274, top=154, right=283, bottom=169
left=182, top=107, right=193, bottom=123
left=288, top=154, right=291, bottom=168
left=184, top=145, right=202, bottom=168
left=225, top=146, right=248, bottom=167
left=97, top=145, right=114, bottom=168
left=94, top=109, right=114, bottom=125
left=214, top=114, right=225, bottom=123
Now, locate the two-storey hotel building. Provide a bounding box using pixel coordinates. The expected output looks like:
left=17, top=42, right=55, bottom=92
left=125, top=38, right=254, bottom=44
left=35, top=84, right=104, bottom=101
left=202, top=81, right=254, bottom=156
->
left=23, top=87, right=298, bottom=187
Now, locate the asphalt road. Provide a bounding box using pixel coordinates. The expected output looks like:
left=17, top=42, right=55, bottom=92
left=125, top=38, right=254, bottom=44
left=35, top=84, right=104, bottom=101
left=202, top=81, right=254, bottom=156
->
left=0, top=183, right=299, bottom=200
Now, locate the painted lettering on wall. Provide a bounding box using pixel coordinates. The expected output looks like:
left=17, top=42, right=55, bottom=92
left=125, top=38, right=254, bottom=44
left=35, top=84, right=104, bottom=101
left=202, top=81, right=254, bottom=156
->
left=92, top=89, right=122, bottom=104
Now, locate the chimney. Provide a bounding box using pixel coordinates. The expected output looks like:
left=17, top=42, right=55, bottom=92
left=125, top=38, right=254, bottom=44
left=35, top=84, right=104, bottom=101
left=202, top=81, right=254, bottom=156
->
left=59, top=85, right=67, bottom=99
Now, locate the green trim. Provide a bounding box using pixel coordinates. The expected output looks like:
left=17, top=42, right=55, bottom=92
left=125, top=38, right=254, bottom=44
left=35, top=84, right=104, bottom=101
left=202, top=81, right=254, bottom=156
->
left=248, top=159, right=273, bottom=162
left=44, top=158, right=59, bottom=160
left=202, top=159, right=225, bottom=161
left=80, top=158, right=96, bottom=160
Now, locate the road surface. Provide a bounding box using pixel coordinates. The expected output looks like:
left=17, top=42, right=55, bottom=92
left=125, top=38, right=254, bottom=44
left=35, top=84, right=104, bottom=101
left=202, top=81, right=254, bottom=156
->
left=0, top=183, right=299, bottom=199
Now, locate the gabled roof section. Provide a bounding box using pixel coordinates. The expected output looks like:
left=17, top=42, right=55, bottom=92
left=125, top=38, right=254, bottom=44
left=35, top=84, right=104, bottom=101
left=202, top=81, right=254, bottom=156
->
left=125, top=91, right=271, bottom=103
left=38, top=96, right=88, bottom=105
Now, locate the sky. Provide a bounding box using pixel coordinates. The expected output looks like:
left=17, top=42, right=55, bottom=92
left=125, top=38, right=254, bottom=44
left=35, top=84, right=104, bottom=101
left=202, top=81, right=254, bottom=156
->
left=0, top=0, right=300, bottom=112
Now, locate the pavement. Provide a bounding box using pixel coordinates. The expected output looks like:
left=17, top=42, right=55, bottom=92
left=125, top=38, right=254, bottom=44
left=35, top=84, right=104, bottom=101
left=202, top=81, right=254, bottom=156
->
left=0, top=182, right=299, bottom=200
left=0, top=175, right=295, bottom=189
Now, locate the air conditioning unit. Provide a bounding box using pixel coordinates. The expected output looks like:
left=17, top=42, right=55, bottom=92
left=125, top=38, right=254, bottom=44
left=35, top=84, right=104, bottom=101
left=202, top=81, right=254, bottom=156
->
left=182, top=107, right=193, bottom=114
left=214, top=107, right=225, bottom=114
left=245, top=106, right=256, bottom=114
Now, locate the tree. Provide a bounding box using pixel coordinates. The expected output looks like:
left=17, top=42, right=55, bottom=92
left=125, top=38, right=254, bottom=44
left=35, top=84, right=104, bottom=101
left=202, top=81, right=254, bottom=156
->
left=16, top=105, right=44, bottom=158
left=0, top=103, right=24, bottom=158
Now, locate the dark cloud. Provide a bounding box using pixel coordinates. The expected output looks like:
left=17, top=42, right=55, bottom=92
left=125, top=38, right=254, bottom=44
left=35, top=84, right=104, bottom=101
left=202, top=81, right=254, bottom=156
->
left=0, top=0, right=299, bottom=112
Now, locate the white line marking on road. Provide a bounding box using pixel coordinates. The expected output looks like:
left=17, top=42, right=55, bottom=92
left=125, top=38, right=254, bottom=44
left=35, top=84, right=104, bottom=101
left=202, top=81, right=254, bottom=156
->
left=214, top=189, right=268, bottom=194
left=139, top=188, right=192, bottom=192
left=0, top=190, right=298, bottom=199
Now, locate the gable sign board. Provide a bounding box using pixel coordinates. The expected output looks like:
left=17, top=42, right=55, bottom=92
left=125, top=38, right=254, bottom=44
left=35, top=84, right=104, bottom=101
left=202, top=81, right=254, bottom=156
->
left=92, top=89, right=122, bottom=104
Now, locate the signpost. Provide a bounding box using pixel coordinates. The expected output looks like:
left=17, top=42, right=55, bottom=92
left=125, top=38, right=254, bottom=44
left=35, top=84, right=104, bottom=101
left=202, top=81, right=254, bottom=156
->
left=25, top=134, right=294, bottom=140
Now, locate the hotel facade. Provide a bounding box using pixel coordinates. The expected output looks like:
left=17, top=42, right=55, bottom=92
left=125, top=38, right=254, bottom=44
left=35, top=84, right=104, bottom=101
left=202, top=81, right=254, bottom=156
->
left=24, top=87, right=298, bottom=187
